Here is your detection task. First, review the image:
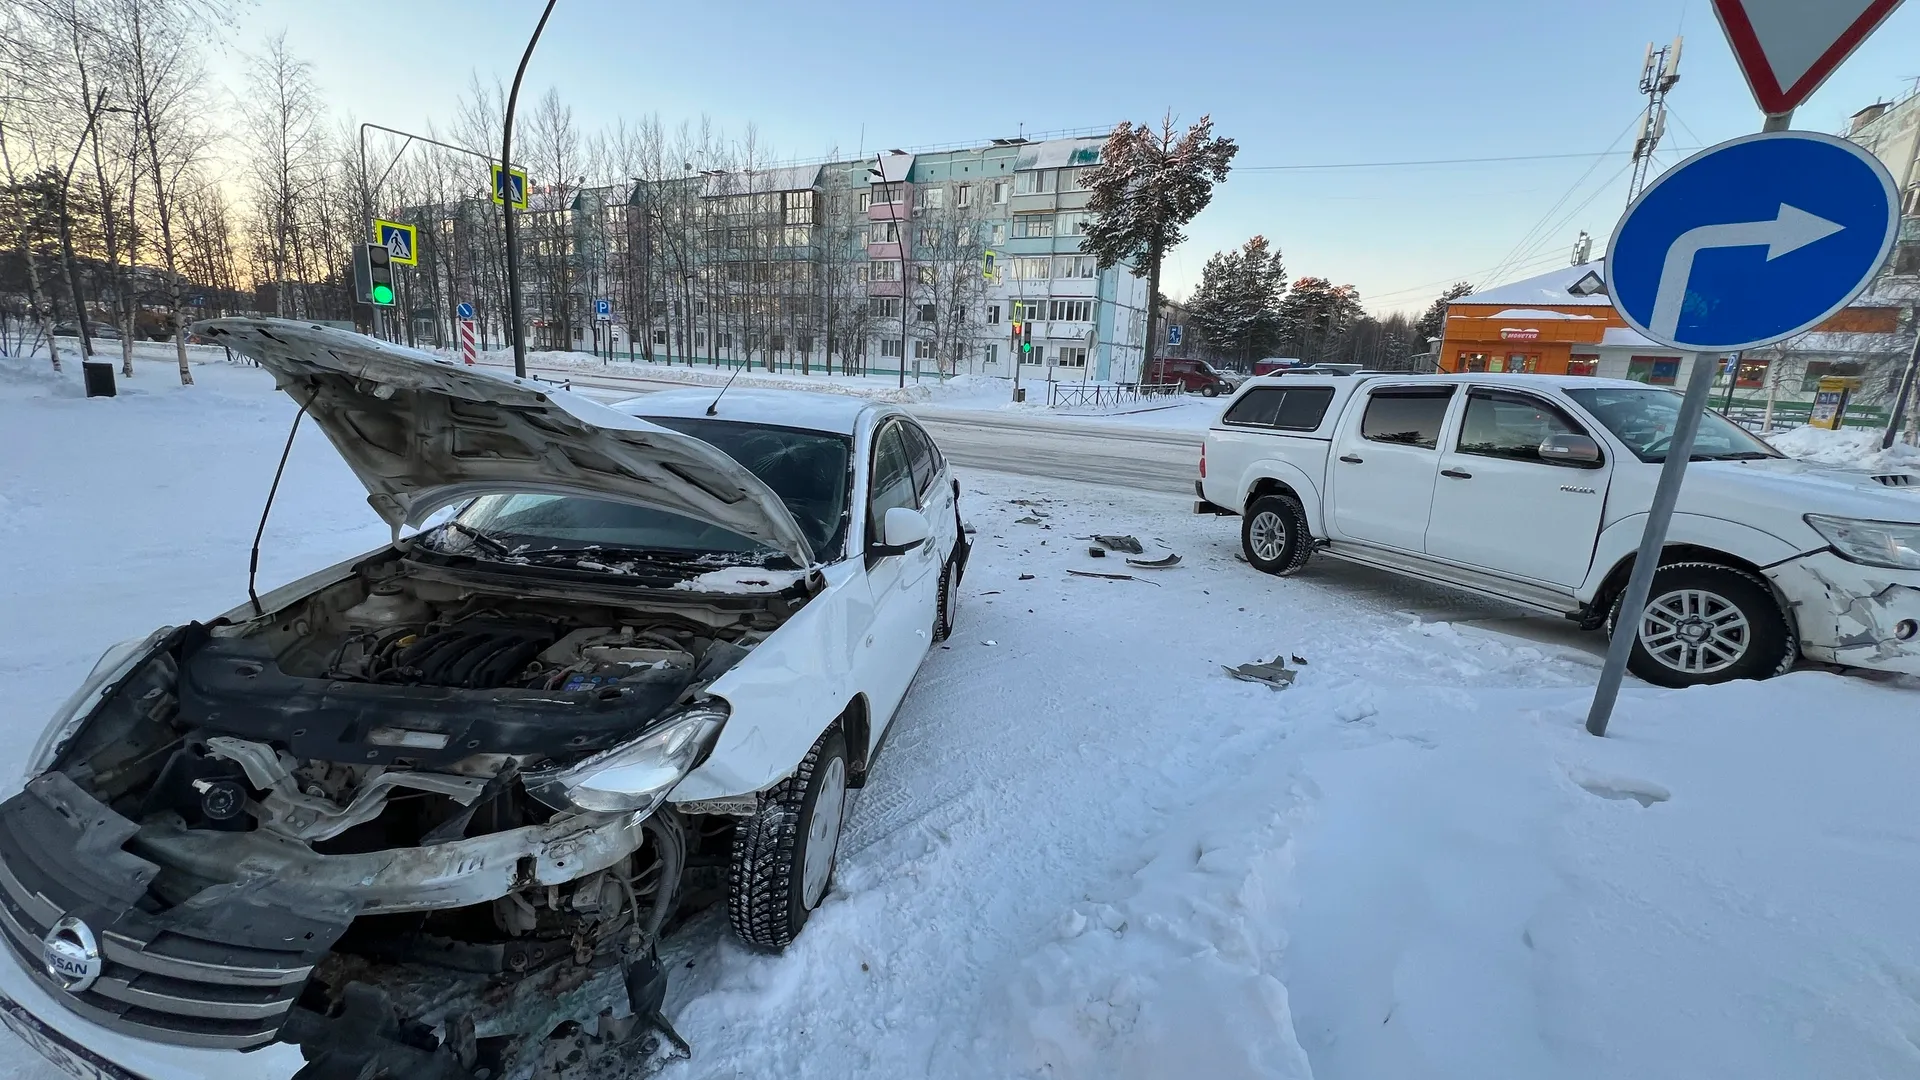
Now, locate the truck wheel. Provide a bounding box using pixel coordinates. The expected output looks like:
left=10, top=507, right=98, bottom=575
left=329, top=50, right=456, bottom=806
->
left=1201, top=384, right=1220, bottom=398
left=727, top=726, right=850, bottom=950
left=1242, top=494, right=1313, bottom=576
left=1607, top=562, right=1796, bottom=688
left=934, top=559, right=959, bottom=642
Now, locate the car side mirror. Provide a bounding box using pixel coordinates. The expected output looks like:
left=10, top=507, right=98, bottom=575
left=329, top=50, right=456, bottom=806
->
left=1539, top=433, right=1602, bottom=466
left=871, top=506, right=931, bottom=556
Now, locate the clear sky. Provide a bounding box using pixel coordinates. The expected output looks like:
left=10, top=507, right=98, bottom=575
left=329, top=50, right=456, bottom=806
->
left=205, top=0, right=1920, bottom=314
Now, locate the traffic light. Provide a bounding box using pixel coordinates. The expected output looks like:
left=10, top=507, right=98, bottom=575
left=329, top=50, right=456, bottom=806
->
left=353, top=243, right=397, bottom=307
left=1019, top=319, right=1033, bottom=355
left=1009, top=319, right=1022, bottom=350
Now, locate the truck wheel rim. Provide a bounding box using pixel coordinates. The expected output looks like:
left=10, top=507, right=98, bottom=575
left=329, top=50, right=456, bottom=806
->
left=802, top=756, right=847, bottom=910
left=1640, top=588, right=1751, bottom=675
left=1249, top=511, right=1288, bottom=563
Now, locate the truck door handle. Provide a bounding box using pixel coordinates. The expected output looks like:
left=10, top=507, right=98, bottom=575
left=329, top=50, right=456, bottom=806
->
left=1339, top=454, right=1364, bottom=464
left=1441, top=468, right=1473, bottom=479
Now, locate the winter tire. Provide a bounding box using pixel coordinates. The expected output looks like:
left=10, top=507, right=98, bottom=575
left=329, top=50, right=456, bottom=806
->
left=934, top=560, right=959, bottom=642
left=1606, top=561, right=1796, bottom=689
left=727, top=725, right=850, bottom=950
left=1242, top=494, right=1313, bottom=576
left=1201, top=384, right=1220, bottom=398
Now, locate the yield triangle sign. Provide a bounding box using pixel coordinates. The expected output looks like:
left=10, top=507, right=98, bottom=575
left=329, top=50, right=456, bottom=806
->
left=1712, top=0, right=1909, bottom=116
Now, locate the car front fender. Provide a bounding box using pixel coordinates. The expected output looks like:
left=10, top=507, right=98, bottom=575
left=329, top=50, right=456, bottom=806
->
left=1578, top=513, right=1809, bottom=605
left=670, top=560, right=871, bottom=802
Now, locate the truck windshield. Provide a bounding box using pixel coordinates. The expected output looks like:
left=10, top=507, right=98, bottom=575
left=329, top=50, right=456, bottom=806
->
left=1565, top=387, right=1782, bottom=463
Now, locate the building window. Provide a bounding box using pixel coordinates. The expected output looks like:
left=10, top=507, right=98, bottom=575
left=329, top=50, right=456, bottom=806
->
left=1058, top=211, right=1091, bottom=235
left=717, top=332, right=733, bottom=349
left=1012, top=299, right=1044, bottom=321
left=918, top=265, right=936, bottom=285
left=1049, top=299, right=1092, bottom=322
left=990, top=223, right=1007, bottom=244
left=1056, top=346, right=1088, bottom=368
left=858, top=192, right=871, bottom=212
left=986, top=304, right=1000, bottom=325
left=956, top=184, right=973, bottom=208
left=1023, top=345, right=1045, bottom=365
left=985, top=343, right=999, bottom=365
left=870, top=296, right=901, bottom=318
left=871, top=221, right=899, bottom=244
left=1011, top=256, right=1051, bottom=281
left=917, top=303, right=936, bottom=322
left=1014, top=170, right=1055, bottom=195
left=1896, top=243, right=1920, bottom=275
left=871, top=182, right=903, bottom=204
left=1060, top=167, right=1088, bottom=191
left=1626, top=356, right=1680, bottom=385
left=1012, top=214, right=1055, bottom=238
left=916, top=227, right=935, bottom=247
left=653, top=329, right=668, bottom=345
left=992, top=180, right=1009, bottom=203
left=783, top=190, right=815, bottom=225
left=798, top=335, right=814, bottom=354
left=1568, top=355, right=1599, bottom=377
left=915, top=187, right=944, bottom=210
left=1732, top=357, right=1769, bottom=388
left=1054, top=254, right=1096, bottom=278
left=914, top=338, right=934, bottom=359
left=879, top=337, right=903, bottom=358
left=870, top=260, right=901, bottom=281
left=1799, top=359, right=1865, bottom=391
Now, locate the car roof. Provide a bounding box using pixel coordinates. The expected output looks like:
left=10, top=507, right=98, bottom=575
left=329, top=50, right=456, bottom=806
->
left=1254, top=372, right=1650, bottom=392
left=613, top=387, right=881, bottom=436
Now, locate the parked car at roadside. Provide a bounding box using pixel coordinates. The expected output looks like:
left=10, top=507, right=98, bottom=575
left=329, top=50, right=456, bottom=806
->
left=1144, top=356, right=1237, bottom=397
left=1198, top=372, right=1920, bottom=687
left=0, top=320, right=969, bottom=1080
left=1253, top=358, right=1306, bottom=377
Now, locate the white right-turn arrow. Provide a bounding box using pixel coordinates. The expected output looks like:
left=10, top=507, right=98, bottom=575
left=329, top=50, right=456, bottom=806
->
left=1650, top=202, right=1844, bottom=340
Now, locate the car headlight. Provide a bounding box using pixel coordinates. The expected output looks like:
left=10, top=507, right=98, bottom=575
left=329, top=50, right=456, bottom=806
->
left=1805, top=514, right=1920, bottom=571
left=24, top=630, right=167, bottom=782
left=524, top=703, right=728, bottom=815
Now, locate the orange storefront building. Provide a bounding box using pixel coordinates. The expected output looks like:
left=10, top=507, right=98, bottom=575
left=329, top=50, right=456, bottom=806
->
left=1437, top=261, right=1900, bottom=389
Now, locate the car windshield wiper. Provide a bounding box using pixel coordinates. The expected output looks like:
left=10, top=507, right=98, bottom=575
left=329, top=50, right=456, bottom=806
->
left=439, top=521, right=515, bottom=558
left=1696, top=451, right=1776, bottom=461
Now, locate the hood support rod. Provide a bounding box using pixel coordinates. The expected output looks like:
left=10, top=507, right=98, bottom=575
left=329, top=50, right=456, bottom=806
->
left=249, top=400, right=312, bottom=617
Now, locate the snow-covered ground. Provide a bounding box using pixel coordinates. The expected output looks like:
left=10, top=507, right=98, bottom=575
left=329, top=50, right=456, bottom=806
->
left=1765, top=423, right=1920, bottom=473
left=1, top=356, right=1917, bottom=1080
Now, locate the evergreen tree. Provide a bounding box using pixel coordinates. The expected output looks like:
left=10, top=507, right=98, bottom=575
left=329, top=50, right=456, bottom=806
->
left=1189, top=234, right=1286, bottom=368
left=1277, top=276, right=1364, bottom=363
left=1414, top=281, right=1475, bottom=345
left=1082, top=113, right=1237, bottom=375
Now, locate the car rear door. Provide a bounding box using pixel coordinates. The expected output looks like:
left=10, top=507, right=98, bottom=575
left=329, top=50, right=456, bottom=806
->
left=1327, top=384, right=1458, bottom=552
left=1424, top=387, right=1611, bottom=587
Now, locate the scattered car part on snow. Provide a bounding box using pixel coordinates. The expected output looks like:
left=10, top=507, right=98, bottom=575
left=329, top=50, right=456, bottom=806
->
left=1091, top=534, right=1144, bottom=554
left=1125, top=554, right=1183, bottom=569
left=1065, top=569, right=1160, bottom=585
left=1223, top=658, right=1298, bottom=689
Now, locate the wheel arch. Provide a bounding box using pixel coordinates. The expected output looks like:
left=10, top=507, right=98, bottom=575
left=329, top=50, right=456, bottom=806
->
left=841, top=694, right=873, bottom=788
left=1587, top=543, right=1798, bottom=640
left=1241, top=461, right=1326, bottom=539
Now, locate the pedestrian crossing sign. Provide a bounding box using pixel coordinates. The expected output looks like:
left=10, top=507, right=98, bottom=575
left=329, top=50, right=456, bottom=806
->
left=372, top=219, right=418, bottom=266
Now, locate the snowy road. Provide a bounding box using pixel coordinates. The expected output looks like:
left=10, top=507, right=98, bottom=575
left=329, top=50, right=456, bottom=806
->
left=3, top=357, right=1916, bottom=1080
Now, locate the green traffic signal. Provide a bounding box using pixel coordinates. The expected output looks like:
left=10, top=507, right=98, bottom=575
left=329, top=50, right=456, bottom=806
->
left=371, top=283, right=394, bottom=306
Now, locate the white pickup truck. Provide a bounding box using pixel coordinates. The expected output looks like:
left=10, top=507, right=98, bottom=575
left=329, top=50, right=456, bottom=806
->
left=1196, top=373, right=1920, bottom=687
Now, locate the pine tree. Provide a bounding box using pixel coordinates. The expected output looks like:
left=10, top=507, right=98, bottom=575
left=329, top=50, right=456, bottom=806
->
left=1189, top=234, right=1285, bottom=368
left=1414, top=282, right=1475, bottom=345
left=1082, top=113, right=1237, bottom=378
left=1277, top=277, right=1364, bottom=363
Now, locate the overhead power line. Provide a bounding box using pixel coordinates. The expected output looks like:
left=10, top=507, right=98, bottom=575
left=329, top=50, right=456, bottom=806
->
left=1238, top=147, right=1705, bottom=173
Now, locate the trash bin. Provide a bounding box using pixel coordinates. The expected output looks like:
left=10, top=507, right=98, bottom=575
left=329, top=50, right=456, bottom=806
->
left=82, top=358, right=117, bottom=398
left=1014, top=387, right=1026, bottom=403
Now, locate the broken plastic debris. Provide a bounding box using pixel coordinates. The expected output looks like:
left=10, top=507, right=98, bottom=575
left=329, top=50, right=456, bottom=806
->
left=1125, top=553, right=1181, bottom=569
left=1066, top=569, right=1161, bottom=586
left=1088, top=546, right=1107, bottom=558
left=1018, top=573, right=1035, bottom=581
left=980, top=640, right=997, bottom=646
left=1091, top=534, right=1144, bottom=554
left=1014, top=516, right=1044, bottom=525
left=1223, top=658, right=1298, bottom=690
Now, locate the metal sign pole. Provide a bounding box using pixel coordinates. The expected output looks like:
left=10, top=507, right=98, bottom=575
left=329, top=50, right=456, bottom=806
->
left=1585, top=351, right=1720, bottom=735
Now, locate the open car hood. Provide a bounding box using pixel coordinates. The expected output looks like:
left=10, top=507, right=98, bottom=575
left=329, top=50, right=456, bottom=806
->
left=194, top=319, right=815, bottom=566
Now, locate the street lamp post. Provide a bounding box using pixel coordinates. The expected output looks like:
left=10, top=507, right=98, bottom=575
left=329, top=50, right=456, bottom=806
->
left=501, top=0, right=560, bottom=380
left=868, top=155, right=907, bottom=388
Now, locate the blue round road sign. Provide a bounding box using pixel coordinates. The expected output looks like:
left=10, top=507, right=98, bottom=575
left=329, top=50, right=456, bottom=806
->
left=1606, top=131, right=1897, bottom=353
left=456, top=302, right=474, bottom=319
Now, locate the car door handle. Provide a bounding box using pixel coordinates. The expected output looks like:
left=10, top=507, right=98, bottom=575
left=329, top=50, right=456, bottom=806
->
left=1441, top=468, right=1473, bottom=479
left=1339, top=454, right=1364, bottom=464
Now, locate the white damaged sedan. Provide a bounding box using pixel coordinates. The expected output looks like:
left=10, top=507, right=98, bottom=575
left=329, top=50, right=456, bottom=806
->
left=0, top=320, right=968, bottom=1080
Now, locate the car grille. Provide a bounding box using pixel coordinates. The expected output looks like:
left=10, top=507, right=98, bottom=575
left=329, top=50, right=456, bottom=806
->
left=0, top=774, right=346, bottom=1050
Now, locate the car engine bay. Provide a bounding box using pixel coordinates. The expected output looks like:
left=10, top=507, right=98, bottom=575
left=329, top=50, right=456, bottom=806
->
left=0, top=553, right=805, bottom=1079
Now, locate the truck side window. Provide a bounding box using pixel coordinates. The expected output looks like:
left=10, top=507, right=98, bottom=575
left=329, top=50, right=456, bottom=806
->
left=1457, top=390, right=1597, bottom=465
left=1223, top=387, right=1335, bottom=431
left=1360, top=388, right=1454, bottom=449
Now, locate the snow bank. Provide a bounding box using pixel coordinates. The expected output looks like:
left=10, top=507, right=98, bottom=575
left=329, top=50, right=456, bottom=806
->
left=1767, top=424, right=1920, bottom=473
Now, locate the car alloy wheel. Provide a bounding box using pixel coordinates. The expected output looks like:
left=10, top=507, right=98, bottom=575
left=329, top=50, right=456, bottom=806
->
left=1637, top=587, right=1751, bottom=677
left=1248, top=510, right=1289, bottom=564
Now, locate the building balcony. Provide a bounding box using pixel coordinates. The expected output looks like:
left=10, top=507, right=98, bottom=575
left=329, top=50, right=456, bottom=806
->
left=867, top=199, right=909, bottom=221
left=867, top=241, right=903, bottom=260
left=867, top=280, right=904, bottom=297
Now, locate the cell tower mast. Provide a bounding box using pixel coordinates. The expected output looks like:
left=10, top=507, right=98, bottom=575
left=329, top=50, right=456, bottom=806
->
left=1627, top=36, right=1683, bottom=206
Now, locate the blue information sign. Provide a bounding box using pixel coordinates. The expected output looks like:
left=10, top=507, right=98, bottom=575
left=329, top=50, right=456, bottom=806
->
left=456, top=302, right=474, bottom=320
left=1606, top=131, right=1898, bottom=353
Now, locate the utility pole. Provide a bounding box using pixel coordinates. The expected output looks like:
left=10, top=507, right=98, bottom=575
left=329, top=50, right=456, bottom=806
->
left=867, top=153, right=908, bottom=388
left=1626, top=37, right=1683, bottom=206
left=1887, top=305, right=1920, bottom=449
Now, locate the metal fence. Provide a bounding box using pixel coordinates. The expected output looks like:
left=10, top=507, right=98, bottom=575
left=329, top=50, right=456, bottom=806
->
left=1046, top=382, right=1186, bottom=409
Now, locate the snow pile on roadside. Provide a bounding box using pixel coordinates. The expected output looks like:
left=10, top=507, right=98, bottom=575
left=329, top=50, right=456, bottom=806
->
left=984, top=751, right=1316, bottom=1080
left=1766, top=424, right=1920, bottom=473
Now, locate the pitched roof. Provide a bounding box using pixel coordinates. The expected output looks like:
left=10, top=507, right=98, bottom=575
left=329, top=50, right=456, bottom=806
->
left=1453, top=261, right=1613, bottom=308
